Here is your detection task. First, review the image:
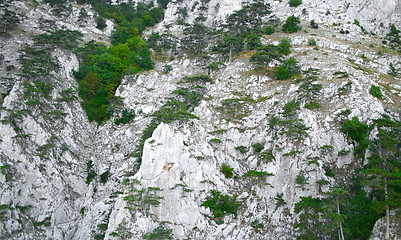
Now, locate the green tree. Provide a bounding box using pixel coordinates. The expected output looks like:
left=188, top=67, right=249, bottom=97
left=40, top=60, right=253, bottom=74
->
left=212, top=34, right=243, bottom=62
left=245, top=31, right=262, bottom=50
left=322, top=188, right=348, bottom=240
left=282, top=15, right=301, bottom=33
left=225, top=0, right=271, bottom=36
left=96, top=16, right=107, bottom=30
left=364, top=116, right=401, bottom=239
left=341, top=117, right=369, bottom=154
left=289, top=0, right=302, bottom=7
left=276, top=57, right=300, bottom=80
left=294, top=196, right=323, bottom=239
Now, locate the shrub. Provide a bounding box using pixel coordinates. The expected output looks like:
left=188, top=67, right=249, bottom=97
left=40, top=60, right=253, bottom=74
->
left=341, top=117, right=369, bottom=142
left=305, top=101, right=321, bottom=109
left=184, top=75, right=212, bottom=83
left=143, top=226, right=173, bottom=240
left=310, top=20, right=318, bottom=29
left=275, top=193, right=286, bottom=206
left=341, top=117, right=369, bottom=153
left=210, top=138, right=222, bottom=144
left=115, top=109, right=135, bottom=125
left=282, top=15, right=301, bottom=33
left=282, top=99, right=300, bottom=118
left=235, top=146, right=248, bottom=154
left=264, top=26, right=275, bottom=35
left=259, top=149, right=275, bottom=163
left=252, top=143, right=264, bottom=153
left=202, top=190, right=240, bottom=220
left=308, top=38, right=317, bottom=46
left=289, top=0, right=302, bottom=7
left=96, top=16, right=107, bottom=30
left=295, top=170, right=308, bottom=185
left=243, top=170, right=274, bottom=182
left=246, top=32, right=262, bottom=50
left=100, top=170, right=109, bottom=183
left=276, top=57, right=300, bottom=80
left=221, top=163, right=234, bottom=178
left=86, top=160, right=97, bottom=185
left=162, top=64, right=173, bottom=73
left=369, top=84, right=382, bottom=99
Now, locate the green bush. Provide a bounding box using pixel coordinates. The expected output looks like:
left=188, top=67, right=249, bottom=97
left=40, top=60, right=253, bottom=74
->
left=289, top=0, right=302, bottom=7
left=115, top=109, right=135, bottom=125
left=99, top=170, right=109, bottom=183
left=305, top=101, right=321, bottom=109
left=221, top=163, right=234, bottom=178
left=252, top=143, right=264, bottom=153
left=235, top=146, right=248, bottom=154
left=143, top=226, right=173, bottom=240
left=341, top=117, right=369, bottom=142
left=202, top=190, right=240, bottom=220
left=308, top=38, right=317, bottom=46
left=0, top=9, right=21, bottom=37
left=250, top=38, right=291, bottom=66
left=369, top=84, right=382, bottom=99
left=243, top=170, right=274, bottom=182
left=73, top=2, right=166, bottom=124
left=276, top=57, right=300, bottom=80
left=184, top=75, right=212, bottom=83
left=281, top=99, right=300, bottom=117
left=295, top=170, right=308, bottom=185
left=310, top=20, right=319, bottom=29
left=96, top=16, right=107, bottom=30
left=282, top=15, right=301, bottom=33
left=264, top=26, right=275, bottom=35
left=341, top=117, right=369, bottom=153
left=245, top=32, right=262, bottom=50
left=259, top=149, right=275, bottom=162
left=86, top=160, right=97, bottom=185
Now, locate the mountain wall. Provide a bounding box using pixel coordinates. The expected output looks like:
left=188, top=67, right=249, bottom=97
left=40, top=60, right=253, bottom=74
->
left=0, top=0, right=400, bottom=239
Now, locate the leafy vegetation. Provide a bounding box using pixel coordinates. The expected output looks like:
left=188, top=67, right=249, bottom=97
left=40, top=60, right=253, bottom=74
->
left=269, top=100, right=310, bottom=140
left=369, top=84, right=383, bottom=99
left=296, top=115, right=400, bottom=239
left=250, top=38, right=291, bottom=66
left=251, top=143, right=264, bottom=153
left=124, top=180, right=164, bottom=213
left=243, top=170, right=274, bottom=182
left=386, top=24, right=401, bottom=52
left=264, top=26, right=275, bottom=35
left=202, top=190, right=240, bottom=221
left=0, top=9, right=21, bottom=37
left=235, top=146, right=248, bottom=154
left=143, top=226, right=173, bottom=240
left=73, top=2, right=168, bottom=123
left=341, top=117, right=370, bottom=154
left=310, top=20, right=319, bottom=29
left=114, top=109, right=135, bottom=125
left=221, top=163, right=234, bottom=178
left=289, top=0, right=302, bottom=7
left=282, top=15, right=301, bottom=33
left=276, top=57, right=300, bottom=80
left=86, top=160, right=97, bottom=185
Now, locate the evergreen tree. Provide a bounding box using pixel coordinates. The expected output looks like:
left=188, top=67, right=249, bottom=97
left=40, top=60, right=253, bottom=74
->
left=364, top=115, right=401, bottom=239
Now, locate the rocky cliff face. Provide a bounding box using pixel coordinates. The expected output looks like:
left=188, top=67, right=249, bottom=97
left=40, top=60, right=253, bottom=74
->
left=0, top=0, right=400, bottom=239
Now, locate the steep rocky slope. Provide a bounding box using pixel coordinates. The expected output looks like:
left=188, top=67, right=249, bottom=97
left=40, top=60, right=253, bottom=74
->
left=0, top=0, right=400, bottom=239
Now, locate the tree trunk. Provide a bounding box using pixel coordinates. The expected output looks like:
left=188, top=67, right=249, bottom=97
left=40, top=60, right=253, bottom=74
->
left=336, top=199, right=345, bottom=240
left=385, top=177, right=390, bottom=240
left=229, top=45, right=232, bottom=63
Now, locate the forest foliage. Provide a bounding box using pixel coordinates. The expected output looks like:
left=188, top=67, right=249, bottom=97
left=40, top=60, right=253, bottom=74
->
left=73, top=1, right=168, bottom=123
